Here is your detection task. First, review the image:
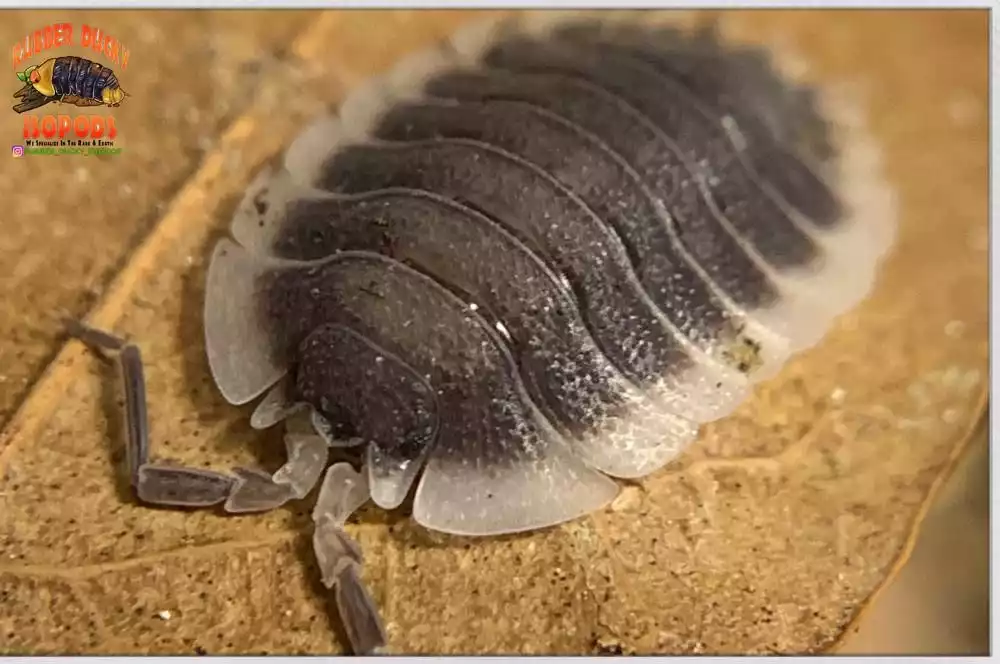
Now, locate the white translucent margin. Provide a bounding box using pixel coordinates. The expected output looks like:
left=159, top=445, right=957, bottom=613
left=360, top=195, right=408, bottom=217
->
left=1, top=0, right=995, bottom=7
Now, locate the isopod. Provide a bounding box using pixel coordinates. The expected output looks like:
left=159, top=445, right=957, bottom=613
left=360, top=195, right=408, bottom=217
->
left=68, top=13, right=896, bottom=656
left=13, top=55, right=127, bottom=114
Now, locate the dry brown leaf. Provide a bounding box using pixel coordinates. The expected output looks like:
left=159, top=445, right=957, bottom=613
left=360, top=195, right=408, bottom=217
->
left=0, top=9, right=987, bottom=655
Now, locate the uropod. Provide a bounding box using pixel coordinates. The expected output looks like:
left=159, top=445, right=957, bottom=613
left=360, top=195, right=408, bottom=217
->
left=69, top=14, right=896, bottom=655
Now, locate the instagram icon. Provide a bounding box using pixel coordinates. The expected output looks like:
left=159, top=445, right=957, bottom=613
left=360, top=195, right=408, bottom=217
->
left=11, top=145, right=24, bottom=158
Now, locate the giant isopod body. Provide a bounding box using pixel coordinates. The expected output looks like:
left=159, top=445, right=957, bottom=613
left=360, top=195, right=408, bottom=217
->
left=70, top=14, right=897, bottom=656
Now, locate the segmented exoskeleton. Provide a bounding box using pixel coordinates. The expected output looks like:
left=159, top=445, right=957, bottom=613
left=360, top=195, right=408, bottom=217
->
left=12, top=56, right=126, bottom=113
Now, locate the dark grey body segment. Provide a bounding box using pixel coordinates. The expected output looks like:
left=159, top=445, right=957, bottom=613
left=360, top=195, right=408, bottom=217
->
left=372, top=98, right=739, bottom=346
left=52, top=56, right=120, bottom=101
left=295, top=323, right=439, bottom=477
left=638, top=23, right=835, bottom=162
left=422, top=70, right=783, bottom=313
left=548, top=23, right=843, bottom=226
left=260, top=252, right=570, bottom=470
left=267, top=189, right=640, bottom=439
left=311, top=140, right=694, bottom=387
left=481, top=37, right=822, bottom=269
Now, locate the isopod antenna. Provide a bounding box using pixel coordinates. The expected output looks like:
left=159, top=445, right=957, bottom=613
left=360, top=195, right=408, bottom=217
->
left=63, top=317, right=235, bottom=504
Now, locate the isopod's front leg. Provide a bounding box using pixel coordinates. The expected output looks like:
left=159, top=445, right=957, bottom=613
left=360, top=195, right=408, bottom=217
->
left=223, top=429, right=330, bottom=513
left=312, top=462, right=388, bottom=655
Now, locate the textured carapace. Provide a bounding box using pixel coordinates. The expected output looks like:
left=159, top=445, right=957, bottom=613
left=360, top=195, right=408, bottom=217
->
left=12, top=56, right=127, bottom=113
left=206, top=14, right=896, bottom=539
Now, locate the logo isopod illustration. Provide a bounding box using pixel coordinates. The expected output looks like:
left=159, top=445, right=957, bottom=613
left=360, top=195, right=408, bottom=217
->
left=13, top=56, right=127, bottom=113
left=11, top=22, right=129, bottom=156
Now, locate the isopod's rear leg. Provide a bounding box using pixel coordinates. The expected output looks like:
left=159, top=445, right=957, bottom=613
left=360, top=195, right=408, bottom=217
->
left=312, top=462, right=388, bottom=655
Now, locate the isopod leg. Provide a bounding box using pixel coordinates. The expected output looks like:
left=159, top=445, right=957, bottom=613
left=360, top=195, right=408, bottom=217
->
left=273, top=430, right=330, bottom=499
left=223, top=467, right=296, bottom=513
left=335, top=560, right=389, bottom=655
left=312, top=463, right=388, bottom=655
left=227, top=414, right=331, bottom=513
